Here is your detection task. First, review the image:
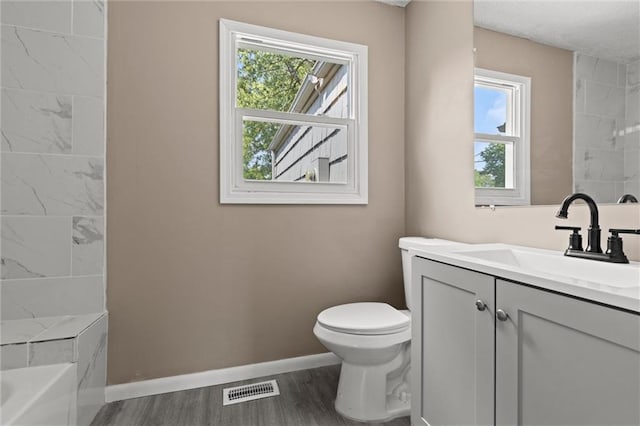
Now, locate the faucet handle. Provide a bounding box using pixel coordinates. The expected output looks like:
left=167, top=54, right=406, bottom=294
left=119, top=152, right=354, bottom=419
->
left=555, top=225, right=581, bottom=232
left=609, top=228, right=640, bottom=236
left=605, top=229, right=637, bottom=263
left=555, top=225, right=583, bottom=252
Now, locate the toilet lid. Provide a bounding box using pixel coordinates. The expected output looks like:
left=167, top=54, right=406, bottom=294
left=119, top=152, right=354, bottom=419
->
left=317, top=302, right=410, bottom=335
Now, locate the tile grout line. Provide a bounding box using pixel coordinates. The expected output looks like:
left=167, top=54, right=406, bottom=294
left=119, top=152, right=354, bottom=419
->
left=28, top=315, right=71, bottom=343
left=1, top=22, right=104, bottom=41
left=0, top=151, right=105, bottom=160
left=1, top=215, right=104, bottom=219
left=0, top=274, right=103, bottom=282
left=70, top=214, right=74, bottom=278
left=70, top=0, right=74, bottom=37
left=1, top=86, right=105, bottom=101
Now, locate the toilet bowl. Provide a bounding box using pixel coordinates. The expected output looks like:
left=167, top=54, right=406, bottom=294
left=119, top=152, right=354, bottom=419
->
left=313, top=237, right=464, bottom=422
left=313, top=303, right=411, bottom=422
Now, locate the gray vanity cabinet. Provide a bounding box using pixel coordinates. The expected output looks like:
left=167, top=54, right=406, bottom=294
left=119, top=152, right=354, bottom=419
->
left=495, top=279, right=640, bottom=426
left=411, top=258, right=495, bottom=426
left=411, top=257, right=640, bottom=426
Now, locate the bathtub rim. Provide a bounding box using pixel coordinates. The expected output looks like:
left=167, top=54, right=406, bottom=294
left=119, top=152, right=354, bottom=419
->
left=0, top=363, right=76, bottom=425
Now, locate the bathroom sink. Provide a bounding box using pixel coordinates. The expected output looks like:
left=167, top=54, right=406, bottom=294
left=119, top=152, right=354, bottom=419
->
left=409, top=242, right=640, bottom=312
left=455, top=246, right=640, bottom=289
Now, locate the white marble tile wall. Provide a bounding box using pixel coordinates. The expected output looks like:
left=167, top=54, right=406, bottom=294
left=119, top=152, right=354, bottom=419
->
left=1, top=1, right=72, bottom=33
left=0, top=1, right=106, bottom=322
left=0, top=313, right=104, bottom=368
left=72, top=216, right=105, bottom=276
left=1, top=316, right=60, bottom=344
left=574, top=53, right=627, bottom=202
left=1, top=89, right=72, bottom=153
left=29, top=338, right=76, bottom=366
left=0, top=343, right=28, bottom=369
left=1, top=276, right=103, bottom=320
left=77, top=315, right=107, bottom=426
left=1, top=313, right=107, bottom=425
left=624, top=59, right=640, bottom=198
left=1, top=25, right=104, bottom=97
left=0, top=3, right=106, bottom=422
left=1, top=216, right=72, bottom=279
left=2, top=154, right=104, bottom=216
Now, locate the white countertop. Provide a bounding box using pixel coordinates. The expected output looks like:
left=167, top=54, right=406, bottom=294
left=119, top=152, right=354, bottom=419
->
left=410, top=243, right=640, bottom=313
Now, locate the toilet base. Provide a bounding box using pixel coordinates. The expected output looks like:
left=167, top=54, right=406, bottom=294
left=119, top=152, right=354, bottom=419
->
left=335, top=394, right=410, bottom=424
left=334, top=342, right=411, bottom=422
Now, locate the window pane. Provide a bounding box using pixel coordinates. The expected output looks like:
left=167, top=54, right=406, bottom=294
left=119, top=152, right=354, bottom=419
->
left=475, top=141, right=507, bottom=188
left=237, top=48, right=349, bottom=119
left=243, top=119, right=347, bottom=183
left=474, top=85, right=507, bottom=135
left=242, top=120, right=279, bottom=180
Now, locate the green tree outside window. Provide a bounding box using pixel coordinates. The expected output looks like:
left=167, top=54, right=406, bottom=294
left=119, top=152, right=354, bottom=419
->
left=237, top=49, right=315, bottom=180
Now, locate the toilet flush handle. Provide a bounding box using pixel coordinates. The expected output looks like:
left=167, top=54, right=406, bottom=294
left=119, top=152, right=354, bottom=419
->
left=475, top=300, right=487, bottom=311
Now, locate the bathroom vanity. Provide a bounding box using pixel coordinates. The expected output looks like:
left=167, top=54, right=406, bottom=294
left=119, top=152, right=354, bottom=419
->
left=409, top=244, right=640, bottom=426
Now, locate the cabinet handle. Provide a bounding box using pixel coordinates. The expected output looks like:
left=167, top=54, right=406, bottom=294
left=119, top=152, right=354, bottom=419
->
left=475, top=300, right=486, bottom=311
left=496, top=309, right=509, bottom=321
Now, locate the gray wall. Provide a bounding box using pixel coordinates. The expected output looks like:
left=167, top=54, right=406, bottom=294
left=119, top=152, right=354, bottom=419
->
left=106, top=1, right=406, bottom=385
left=405, top=0, right=639, bottom=260
left=474, top=27, right=573, bottom=205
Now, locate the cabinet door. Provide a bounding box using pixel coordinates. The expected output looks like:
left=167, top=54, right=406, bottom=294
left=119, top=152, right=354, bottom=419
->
left=496, top=279, right=640, bottom=426
left=411, top=258, right=495, bottom=426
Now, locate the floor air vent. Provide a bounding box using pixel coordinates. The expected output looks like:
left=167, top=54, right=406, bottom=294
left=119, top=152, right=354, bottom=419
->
left=222, top=379, right=280, bottom=406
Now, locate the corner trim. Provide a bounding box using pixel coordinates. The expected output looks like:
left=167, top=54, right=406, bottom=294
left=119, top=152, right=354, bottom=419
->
left=105, top=352, right=340, bottom=402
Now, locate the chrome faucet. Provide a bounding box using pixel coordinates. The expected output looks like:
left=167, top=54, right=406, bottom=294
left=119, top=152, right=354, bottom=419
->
left=617, top=194, right=638, bottom=203
left=555, top=192, right=638, bottom=264
left=556, top=192, right=602, bottom=253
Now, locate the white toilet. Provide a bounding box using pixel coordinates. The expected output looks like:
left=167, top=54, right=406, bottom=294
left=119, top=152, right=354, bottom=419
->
left=313, top=237, right=462, bottom=422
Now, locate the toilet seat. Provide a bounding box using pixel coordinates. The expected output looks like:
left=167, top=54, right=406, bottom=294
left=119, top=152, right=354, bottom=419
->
left=317, top=302, right=410, bottom=335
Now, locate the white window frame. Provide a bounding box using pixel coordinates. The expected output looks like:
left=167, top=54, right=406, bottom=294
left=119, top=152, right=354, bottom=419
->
left=474, top=68, right=531, bottom=206
left=219, top=19, right=368, bottom=204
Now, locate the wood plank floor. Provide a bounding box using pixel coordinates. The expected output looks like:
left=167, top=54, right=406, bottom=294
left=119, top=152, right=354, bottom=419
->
left=92, top=365, right=411, bottom=426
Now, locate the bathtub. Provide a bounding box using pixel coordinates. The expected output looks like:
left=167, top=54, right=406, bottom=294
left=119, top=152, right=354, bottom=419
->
left=1, top=364, right=77, bottom=426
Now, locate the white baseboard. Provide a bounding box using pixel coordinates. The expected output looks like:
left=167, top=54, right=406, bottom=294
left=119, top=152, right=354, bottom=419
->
left=105, top=352, right=340, bottom=402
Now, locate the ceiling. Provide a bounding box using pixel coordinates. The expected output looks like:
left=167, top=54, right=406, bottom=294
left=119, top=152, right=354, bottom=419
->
left=474, top=0, right=640, bottom=63
left=374, top=0, right=412, bottom=6
left=376, top=0, right=639, bottom=63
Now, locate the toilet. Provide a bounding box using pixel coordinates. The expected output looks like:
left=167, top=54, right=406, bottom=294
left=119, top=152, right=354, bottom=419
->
left=313, top=237, right=462, bottom=422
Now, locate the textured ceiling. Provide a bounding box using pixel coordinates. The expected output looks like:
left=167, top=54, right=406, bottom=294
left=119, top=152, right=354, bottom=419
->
left=474, top=0, right=640, bottom=63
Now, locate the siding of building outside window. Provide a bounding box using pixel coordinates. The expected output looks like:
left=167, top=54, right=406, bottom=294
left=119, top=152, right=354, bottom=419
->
left=271, top=64, right=349, bottom=183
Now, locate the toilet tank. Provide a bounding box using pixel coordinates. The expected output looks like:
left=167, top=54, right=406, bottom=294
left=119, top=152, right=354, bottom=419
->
left=399, top=237, right=464, bottom=311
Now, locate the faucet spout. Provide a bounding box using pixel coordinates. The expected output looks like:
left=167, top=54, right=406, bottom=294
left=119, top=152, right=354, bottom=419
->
left=556, top=193, right=602, bottom=253
left=617, top=194, right=638, bottom=203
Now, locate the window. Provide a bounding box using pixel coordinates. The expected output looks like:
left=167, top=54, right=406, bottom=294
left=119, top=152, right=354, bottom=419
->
left=219, top=19, right=368, bottom=204
left=474, top=68, right=530, bottom=206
